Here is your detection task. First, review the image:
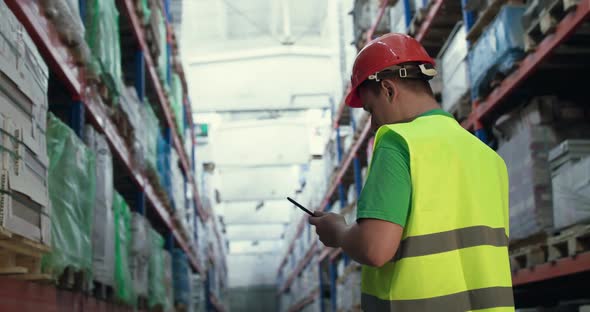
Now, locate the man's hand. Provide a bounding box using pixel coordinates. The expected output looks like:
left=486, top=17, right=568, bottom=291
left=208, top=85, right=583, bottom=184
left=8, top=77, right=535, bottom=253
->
left=308, top=211, right=347, bottom=248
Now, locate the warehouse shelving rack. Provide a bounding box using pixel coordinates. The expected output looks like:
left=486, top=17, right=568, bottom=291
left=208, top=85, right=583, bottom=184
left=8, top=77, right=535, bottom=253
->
left=0, top=0, right=227, bottom=310
left=278, top=0, right=590, bottom=311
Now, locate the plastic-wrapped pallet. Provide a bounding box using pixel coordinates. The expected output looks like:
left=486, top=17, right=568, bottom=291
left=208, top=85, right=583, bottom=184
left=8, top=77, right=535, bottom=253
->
left=163, top=250, right=175, bottom=311
left=157, top=132, right=173, bottom=202
left=155, top=8, right=168, bottom=88
left=39, top=0, right=90, bottom=64
left=143, top=100, right=160, bottom=170
left=468, top=5, right=526, bottom=100
left=131, top=212, right=152, bottom=297
left=135, top=0, right=152, bottom=25
left=438, top=22, right=470, bottom=115
left=191, top=274, right=206, bottom=312
left=148, top=229, right=167, bottom=310
left=84, top=126, right=115, bottom=287
left=170, top=73, right=185, bottom=137
left=120, top=86, right=148, bottom=168
left=43, top=114, right=96, bottom=279
left=113, top=192, right=136, bottom=305
left=170, top=149, right=186, bottom=213
left=496, top=98, right=590, bottom=240
left=549, top=140, right=590, bottom=230
left=172, top=249, right=192, bottom=308
left=390, top=0, right=413, bottom=34
left=84, top=0, right=123, bottom=102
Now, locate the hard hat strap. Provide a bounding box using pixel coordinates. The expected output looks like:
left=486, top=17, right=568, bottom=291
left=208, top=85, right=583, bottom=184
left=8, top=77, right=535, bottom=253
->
left=367, top=64, right=437, bottom=82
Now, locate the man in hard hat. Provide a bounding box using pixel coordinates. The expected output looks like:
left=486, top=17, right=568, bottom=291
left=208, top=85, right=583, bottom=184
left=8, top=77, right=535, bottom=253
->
left=309, top=33, right=513, bottom=311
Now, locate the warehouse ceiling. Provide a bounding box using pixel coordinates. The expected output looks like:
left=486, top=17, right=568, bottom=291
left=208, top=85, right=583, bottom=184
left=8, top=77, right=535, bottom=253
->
left=181, top=0, right=349, bottom=288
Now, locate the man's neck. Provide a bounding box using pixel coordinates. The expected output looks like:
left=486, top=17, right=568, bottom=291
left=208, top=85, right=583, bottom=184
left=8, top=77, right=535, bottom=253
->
left=394, top=96, right=440, bottom=123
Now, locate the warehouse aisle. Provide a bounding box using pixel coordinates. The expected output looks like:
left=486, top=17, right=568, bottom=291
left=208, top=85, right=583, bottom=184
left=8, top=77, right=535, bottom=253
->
left=1, top=0, right=590, bottom=311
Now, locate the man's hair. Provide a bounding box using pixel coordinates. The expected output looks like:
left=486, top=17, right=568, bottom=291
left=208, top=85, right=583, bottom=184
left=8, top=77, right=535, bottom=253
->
left=359, top=77, right=434, bottom=97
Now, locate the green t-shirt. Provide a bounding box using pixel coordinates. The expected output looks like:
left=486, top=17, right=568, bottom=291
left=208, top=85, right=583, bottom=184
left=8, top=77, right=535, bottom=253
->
left=356, top=109, right=454, bottom=227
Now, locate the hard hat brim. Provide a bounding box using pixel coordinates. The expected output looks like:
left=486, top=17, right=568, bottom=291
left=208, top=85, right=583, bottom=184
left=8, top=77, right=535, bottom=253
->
left=345, top=87, right=363, bottom=108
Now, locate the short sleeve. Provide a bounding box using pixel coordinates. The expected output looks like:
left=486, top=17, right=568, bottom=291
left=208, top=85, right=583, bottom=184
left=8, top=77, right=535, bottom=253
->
left=356, top=130, right=411, bottom=227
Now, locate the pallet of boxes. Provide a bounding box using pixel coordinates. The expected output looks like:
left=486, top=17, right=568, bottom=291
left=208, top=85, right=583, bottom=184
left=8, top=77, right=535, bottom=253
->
left=494, top=96, right=590, bottom=270
left=0, top=1, right=51, bottom=281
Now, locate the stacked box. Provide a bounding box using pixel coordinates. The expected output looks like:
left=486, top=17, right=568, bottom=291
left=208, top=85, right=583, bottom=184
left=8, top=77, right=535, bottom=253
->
left=0, top=1, right=50, bottom=244
left=468, top=5, right=526, bottom=100
left=84, top=127, right=115, bottom=286
left=438, top=22, right=470, bottom=115
left=120, top=86, right=148, bottom=168
left=131, top=213, right=152, bottom=297
left=44, top=114, right=96, bottom=279
left=496, top=97, right=590, bottom=240
left=170, top=73, right=185, bottom=137
left=549, top=140, right=590, bottom=230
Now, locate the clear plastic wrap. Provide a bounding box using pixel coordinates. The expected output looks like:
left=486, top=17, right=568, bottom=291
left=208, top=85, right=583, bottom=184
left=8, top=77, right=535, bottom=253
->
left=148, top=229, right=167, bottom=309
left=136, top=0, right=152, bottom=25
left=552, top=157, right=590, bottom=230
left=113, top=192, right=135, bottom=305
left=144, top=101, right=160, bottom=170
left=164, top=250, right=175, bottom=311
left=172, top=248, right=192, bottom=307
left=43, top=114, right=95, bottom=279
left=468, top=5, right=526, bottom=100
left=40, top=0, right=90, bottom=65
left=170, top=149, right=186, bottom=212
left=84, top=0, right=123, bottom=101
left=170, top=73, right=185, bottom=137
left=439, top=22, right=470, bottom=112
left=131, top=213, right=151, bottom=297
left=155, top=8, right=169, bottom=89
left=157, top=133, right=173, bottom=203
left=84, top=126, right=115, bottom=286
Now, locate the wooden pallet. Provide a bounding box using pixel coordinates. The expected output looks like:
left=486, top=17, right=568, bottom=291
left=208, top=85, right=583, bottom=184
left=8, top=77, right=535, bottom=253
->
left=547, top=224, right=590, bottom=261
left=56, top=266, right=90, bottom=291
left=0, top=226, right=52, bottom=282
left=93, top=280, right=115, bottom=301
left=525, top=0, right=581, bottom=52
left=510, top=244, right=548, bottom=270
left=137, top=295, right=149, bottom=310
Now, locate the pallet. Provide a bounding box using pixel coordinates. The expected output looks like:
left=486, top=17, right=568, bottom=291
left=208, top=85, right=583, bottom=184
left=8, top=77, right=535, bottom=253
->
left=0, top=226, right=52, bottom=282
left=466, top=0, right=525, bottom=43
left=510, top=244, right=548, bottom=270
left=525, top=0, right=581, bottom=52
left=547, top=224, right=590, bottom=261
left=93, top=280, right=115, bottom=301
left=137, top=295, right=149, bottom=310
left=56, top=266, right=90, bottom=292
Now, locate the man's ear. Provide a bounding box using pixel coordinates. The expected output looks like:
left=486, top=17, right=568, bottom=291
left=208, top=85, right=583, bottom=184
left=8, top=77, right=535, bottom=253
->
left=381, top=79, right=396, bottom=100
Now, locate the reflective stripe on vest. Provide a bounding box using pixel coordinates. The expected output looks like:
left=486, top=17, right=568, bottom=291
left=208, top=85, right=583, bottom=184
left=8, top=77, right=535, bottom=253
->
left=361, top=115, right=513, bottom=311
left=361, top=287, right=514, bottom=312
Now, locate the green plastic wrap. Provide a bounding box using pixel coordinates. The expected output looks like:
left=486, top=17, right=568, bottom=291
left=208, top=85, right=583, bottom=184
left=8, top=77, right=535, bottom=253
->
left=144, top=101, right=159, bottom=170
left=43, top=114, right=96, bottom=279
left=170, top=73, right=185, bottom=136
left=137, top=0, right=152, bottom=25
left=148, top=229, right=167, bottom=309
left=156, top=8, right=168, bottom=90
left=85, top=0, right=123, bottom=103
left=114, top=192, right=136, bottom=305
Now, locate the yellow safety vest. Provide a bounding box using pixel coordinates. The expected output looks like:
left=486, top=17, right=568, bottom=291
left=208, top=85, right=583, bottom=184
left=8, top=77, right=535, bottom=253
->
left=361, top=114, right=514, bottom=311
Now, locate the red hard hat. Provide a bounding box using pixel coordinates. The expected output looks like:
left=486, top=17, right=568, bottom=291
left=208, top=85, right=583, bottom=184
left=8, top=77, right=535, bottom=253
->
left=345, top=33, right=435, bottom=108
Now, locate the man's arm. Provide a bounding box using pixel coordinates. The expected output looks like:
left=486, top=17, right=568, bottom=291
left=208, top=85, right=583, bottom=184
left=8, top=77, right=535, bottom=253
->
left=309, top=213, right=403, bottom=267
